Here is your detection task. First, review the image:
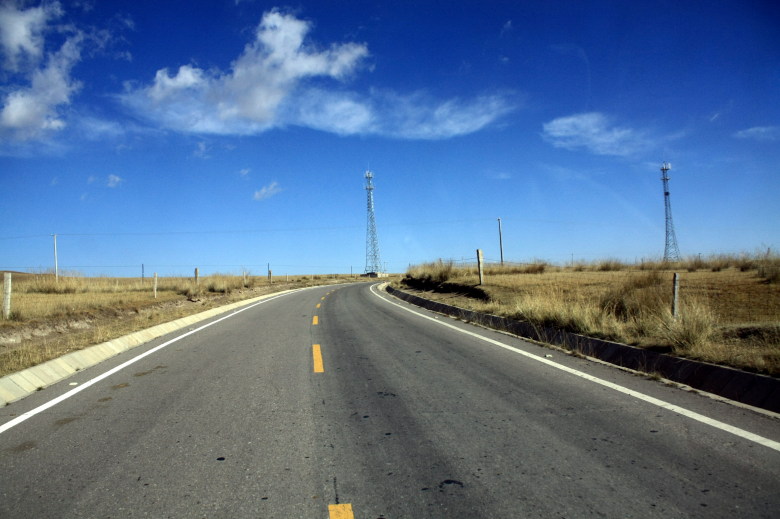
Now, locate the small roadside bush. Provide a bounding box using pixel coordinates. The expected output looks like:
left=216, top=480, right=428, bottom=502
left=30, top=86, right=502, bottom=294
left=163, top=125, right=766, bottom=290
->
left=599, top=271, right=666, bottom=322
left=597, top=259, right=625, bottom=272
left=659, top=299, right=715, bottom=354
left=406, top=259, right=455, bottom=285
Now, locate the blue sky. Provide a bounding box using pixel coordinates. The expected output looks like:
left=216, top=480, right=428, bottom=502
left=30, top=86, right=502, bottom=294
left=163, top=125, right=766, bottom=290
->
left=1, top=0, right=778, bottom=276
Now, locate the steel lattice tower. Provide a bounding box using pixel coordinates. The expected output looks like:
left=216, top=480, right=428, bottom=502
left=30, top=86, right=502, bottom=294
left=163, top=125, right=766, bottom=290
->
left=364, top=170, right=383, bottom=274
left=660, top=162, right=681, bottom=262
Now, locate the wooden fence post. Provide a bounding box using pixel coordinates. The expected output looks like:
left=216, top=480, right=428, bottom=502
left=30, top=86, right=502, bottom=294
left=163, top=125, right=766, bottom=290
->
left=3, top=272, right=11, bottom=320
left=194, top=268, right=199, bottom=285
left=154, top=273, right=158, bottom=299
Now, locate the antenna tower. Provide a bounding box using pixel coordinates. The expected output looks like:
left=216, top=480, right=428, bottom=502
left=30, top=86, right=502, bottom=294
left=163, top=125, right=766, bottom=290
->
left=660, top=162, right=681, bottom=262
left=364, top=170, right=383, bottom=274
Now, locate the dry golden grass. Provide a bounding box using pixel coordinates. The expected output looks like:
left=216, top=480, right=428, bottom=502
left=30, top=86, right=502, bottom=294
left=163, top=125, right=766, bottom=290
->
left=401, top=254, right=780, bottom=375
left=0, top=272, right=365, bottom=377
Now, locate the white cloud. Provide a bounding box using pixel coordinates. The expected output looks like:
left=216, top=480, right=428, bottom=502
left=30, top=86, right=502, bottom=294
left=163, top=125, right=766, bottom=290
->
left=734, top=126, right=780, bottom=142
left=122, top=9, right=368, bottom=135
left=122, top=9, right=515, bottom=140
left=0, top=1, right=61, bottom=71
left=239, top=168, right=250, bottom=177
left=541, top=112, right=645, bottom=156
left=106, top=174, right=123, bottom=187
left=0, top=3, right=85, bottom=141
left=287, top=88, right=375, bottom=135
left=253, top=181, right=281, bottom=201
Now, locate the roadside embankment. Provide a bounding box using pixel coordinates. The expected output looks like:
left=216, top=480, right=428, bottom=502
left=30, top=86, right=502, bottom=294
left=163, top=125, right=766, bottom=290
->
left=386, top=284, right=780, bottom=413
left=0, top=287, right=308, bottom=406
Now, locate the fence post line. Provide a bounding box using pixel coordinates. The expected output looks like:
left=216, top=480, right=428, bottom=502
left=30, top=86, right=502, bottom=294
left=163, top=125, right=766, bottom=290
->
left=477, top=249, right=484, bottom=285
left=672, top=272, right=680, bottom=318
left=153, top=273, right=158, bottom=299
left=3, top=272, right=11, bottom=320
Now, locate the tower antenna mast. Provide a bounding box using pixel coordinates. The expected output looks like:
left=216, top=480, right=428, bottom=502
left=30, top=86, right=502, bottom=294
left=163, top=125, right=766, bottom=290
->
left=660, top=162, right=681, bottom=262
left=364, top=169, right=383, bottom=275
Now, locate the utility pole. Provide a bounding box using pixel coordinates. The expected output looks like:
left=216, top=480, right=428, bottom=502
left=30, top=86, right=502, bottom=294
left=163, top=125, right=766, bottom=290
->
left=497, top=218, right=504, bottom=266
left=52, top=233, right=58, bottom=282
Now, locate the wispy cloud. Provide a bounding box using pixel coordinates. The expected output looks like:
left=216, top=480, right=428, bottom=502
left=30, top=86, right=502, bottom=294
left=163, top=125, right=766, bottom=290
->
left=253, top=181, right=281, bottom=201
left=373, top=91, right=516, bottom=140
left=541, top=112, right=646, bottom=156
left=106, top=174, right=123, bottom=187
left=500, top=20, right=513, bottom=37
left=488, top=171, right=512, bottom=180
left=734, top=125, right=780, bottom=141
left=0, top=2, right=128, bottom=144
left=0, top=1, right=84, bottom=141
left=121, top=9, right=515, bottom=140
left=193, top=141, right=211, bottom=158
left=238, top=168, right=250, bottom=177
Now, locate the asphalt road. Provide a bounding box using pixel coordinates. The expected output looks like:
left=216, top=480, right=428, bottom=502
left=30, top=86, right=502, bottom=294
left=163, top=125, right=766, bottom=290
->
left=0, top=282, right=778, bottom=518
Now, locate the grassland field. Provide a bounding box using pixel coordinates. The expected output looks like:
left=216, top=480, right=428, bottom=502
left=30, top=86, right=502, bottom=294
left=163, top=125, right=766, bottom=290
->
left=399, top=254, right=779, bottom=376
left=0, top=273, right=363, bottom=378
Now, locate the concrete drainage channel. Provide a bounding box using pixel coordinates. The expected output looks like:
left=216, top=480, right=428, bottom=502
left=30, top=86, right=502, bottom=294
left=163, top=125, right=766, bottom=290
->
left=0, top=288, right=304, bottom=407
left=386, top=285, right=780, bottom=414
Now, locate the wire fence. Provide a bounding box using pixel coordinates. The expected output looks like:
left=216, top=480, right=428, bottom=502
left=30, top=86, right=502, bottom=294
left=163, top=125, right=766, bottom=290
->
left=404, top=258, right=780, bottom=326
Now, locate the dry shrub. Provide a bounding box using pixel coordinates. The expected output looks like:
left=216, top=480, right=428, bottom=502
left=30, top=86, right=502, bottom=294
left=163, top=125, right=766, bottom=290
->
left=504, top=286, right=626, bottom=341
left=406, top=259, right=455, bottom=285
left=597, top=259, right=625, bottom=272
left=658, top=298, right=715, bottom=354
left=757, top=252, right=780, bottom=283
left=599, top=271, right=667, bottom=322
left=22, top=275, right=82, bottom=294
left=760, top=266, right=780, bottom=284
left=523, top=262, right=547, bottom=275
left=509, top=288, right=597, bottom=336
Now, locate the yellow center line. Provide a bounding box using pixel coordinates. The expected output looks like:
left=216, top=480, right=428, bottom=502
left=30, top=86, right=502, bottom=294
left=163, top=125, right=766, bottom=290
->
left=316, top=303, right=321, bottom=308
left=312, top=344, right=324, bottom=373
left=328, top=504, right=354, bottom=519
left=312, top=315, right=319, bottom=325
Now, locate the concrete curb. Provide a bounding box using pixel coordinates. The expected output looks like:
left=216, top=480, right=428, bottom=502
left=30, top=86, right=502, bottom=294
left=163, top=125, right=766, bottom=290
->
left=0, top=288, right=300, bottom=407
left=386, top=285, right=780, bottom=413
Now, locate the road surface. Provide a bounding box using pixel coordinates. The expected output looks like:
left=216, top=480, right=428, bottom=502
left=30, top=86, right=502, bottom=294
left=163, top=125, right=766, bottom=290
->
left=1, top=282, right=778, bottom=518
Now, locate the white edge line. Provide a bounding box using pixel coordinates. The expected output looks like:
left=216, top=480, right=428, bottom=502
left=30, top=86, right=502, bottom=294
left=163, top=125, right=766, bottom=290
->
left=370, top=284, right=780, bottom=453
left=0, top=290, right=302, bottom=436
